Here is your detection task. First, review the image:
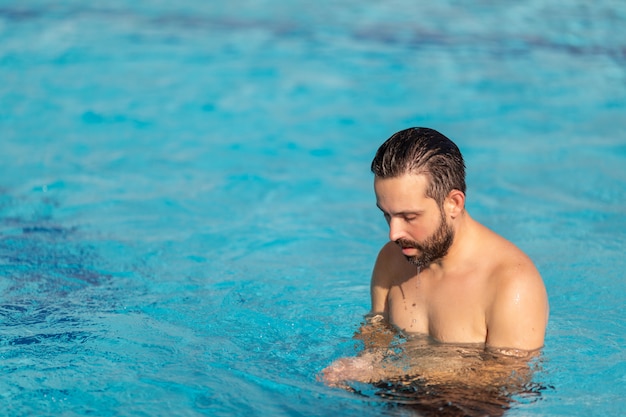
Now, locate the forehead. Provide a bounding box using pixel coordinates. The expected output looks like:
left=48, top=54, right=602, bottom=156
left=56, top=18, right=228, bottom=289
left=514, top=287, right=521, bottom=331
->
left=374, top=173, right=431, bottom=207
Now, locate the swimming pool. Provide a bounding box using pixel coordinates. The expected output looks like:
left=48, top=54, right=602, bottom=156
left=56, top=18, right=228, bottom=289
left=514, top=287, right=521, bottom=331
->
left=1, top=1, right=625, bottom=415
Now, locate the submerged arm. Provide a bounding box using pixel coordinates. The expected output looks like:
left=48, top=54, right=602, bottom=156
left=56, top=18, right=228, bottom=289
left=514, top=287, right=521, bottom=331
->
left=322, top=336, right=540, bottom=391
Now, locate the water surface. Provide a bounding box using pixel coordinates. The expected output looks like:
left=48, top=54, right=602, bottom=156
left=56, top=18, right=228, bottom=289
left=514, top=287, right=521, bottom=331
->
left=1, top=1, right=625, bottom=416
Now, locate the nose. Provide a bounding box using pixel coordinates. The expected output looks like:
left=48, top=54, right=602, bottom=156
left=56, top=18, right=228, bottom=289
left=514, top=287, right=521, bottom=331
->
left=388, top=218, right=405, bottom=242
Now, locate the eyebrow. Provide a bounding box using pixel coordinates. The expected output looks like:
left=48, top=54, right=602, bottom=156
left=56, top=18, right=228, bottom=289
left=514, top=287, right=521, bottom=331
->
left=376, top=203, right=423, bottom=217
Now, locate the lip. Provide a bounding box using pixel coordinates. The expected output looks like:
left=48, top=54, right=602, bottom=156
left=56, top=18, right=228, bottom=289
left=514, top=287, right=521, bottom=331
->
left=401, top=247, right=417, bottom=255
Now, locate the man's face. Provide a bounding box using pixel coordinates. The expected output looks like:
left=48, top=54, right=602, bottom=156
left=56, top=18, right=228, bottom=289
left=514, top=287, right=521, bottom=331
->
left=374, top=173, right=454, bottom=269
left=396, top=211, right=454, bottom=269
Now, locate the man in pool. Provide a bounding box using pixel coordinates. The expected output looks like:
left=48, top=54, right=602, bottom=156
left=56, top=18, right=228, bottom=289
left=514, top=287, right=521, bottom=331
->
left=322, top=127, right=549, bottom=387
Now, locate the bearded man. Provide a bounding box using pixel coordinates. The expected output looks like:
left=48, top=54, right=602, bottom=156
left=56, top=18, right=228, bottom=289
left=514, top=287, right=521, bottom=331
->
left=322, top=127, right=549, bottom=393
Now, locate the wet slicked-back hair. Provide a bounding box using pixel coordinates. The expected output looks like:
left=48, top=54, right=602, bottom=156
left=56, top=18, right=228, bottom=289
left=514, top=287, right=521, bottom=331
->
left=371, top=127, right=466, bottom=206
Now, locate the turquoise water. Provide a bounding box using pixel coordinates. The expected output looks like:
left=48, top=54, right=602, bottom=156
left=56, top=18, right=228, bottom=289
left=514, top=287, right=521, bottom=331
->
left=1, top=1, right=625, bottom=416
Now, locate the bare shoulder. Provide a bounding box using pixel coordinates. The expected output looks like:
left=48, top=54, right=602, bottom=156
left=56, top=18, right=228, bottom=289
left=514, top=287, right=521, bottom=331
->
left=370, top=241, right=410, bottom=314
left=475, top=224, right=543, bottom=287
left=372, top=241, right=411, bottom=286
left=484, top=233, right=549, bottom=350
left=490, top=235, right=545, bottom=295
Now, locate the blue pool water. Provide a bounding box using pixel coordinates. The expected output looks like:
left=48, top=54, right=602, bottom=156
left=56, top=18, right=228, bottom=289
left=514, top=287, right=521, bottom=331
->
left=1, top=1, right=625, bottom=415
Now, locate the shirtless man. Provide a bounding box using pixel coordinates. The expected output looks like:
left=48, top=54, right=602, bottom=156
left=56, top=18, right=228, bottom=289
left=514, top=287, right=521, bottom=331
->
left=322, top=127, right=549, bottom=387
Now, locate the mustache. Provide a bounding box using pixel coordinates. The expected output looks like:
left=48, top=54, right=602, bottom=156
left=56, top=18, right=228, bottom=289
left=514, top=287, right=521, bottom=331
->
left=395, top=239, right=423, bottom=251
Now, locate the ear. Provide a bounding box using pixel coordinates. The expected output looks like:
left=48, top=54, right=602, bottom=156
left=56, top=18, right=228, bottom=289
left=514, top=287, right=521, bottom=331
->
left=445, top=190, right=465, bottom=219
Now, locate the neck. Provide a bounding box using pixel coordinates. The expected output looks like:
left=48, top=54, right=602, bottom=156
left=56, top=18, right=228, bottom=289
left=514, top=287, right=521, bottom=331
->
left=434, top=210, right=473, bottom=271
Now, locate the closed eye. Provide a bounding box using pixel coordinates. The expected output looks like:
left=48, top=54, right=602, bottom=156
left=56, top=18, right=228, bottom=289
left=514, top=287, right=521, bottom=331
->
left=377, top=203, right=422, bottom=224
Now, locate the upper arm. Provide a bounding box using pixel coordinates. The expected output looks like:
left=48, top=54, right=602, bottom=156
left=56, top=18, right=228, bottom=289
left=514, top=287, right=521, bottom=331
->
left=370, top=241, right=398, bottom=315
left=486, top=261, right=549, bottom=351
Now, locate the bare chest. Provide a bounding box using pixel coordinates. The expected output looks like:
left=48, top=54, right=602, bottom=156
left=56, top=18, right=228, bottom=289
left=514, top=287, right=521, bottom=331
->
left=387, top=273, right=488, bottom=344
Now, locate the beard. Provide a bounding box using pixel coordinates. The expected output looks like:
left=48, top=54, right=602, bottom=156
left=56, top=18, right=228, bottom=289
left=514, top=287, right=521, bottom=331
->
left=396, top=213, right=454, bottom=269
